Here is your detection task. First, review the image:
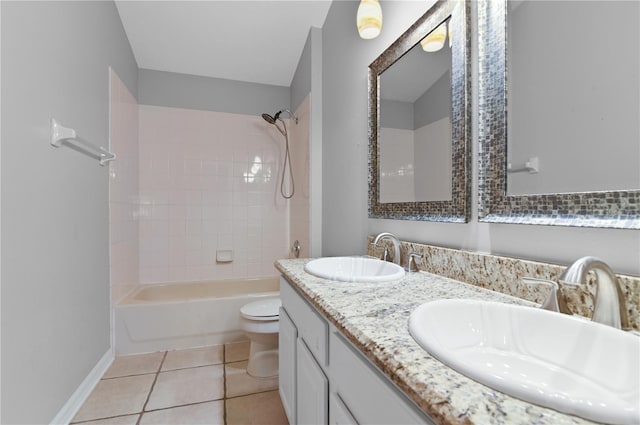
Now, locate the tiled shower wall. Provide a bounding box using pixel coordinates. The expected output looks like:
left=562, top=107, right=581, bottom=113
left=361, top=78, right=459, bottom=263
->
left=109, top=69, right=139, bottom=303
left=137, top=105, right=290, bottom=283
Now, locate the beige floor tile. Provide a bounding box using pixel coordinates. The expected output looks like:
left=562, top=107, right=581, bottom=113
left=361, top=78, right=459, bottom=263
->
left=225, top=360, right=278, bottom=398
left=226, top=390, right=288, bottom=425
left=139, top=401, right=224, bottom=425
left=225, top=340, right=250, bottom=363
left=162, top=345, right=224, bottom=371
left=103, top=352, right=165, bottom=379
left=73, top=375, right=155, bottom=422
left=72, top=414, right=139, bottom=425
left=145, top=365, right=224, bottom=411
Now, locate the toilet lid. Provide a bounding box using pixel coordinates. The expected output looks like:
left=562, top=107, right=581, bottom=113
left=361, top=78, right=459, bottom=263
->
left=240, top=298, right=281, bottom=320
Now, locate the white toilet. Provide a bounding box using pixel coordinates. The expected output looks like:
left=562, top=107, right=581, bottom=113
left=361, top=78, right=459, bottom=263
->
left=239, top=298, right=281, bottom=378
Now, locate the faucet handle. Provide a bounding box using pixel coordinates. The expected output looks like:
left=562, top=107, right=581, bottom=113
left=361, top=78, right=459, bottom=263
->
left=370, top=242, right=389, bottom=261
left=520, top=277, right=577, bottom=314
left=381, top=246, right=389, bottom=261
left=405, top=252, right=422, bottom=272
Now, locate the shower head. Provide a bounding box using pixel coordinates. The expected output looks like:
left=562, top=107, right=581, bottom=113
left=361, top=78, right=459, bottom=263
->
left=262, top=111, right=287, bottom=137
left=261, top=113, right=276, bottom=125
left=261, top=109, right=298, bottom=125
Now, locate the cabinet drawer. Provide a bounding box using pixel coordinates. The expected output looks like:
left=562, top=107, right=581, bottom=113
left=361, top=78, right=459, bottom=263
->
left=329, top=331, right=434, bottom=425
left=280, top=277, right=328, bottom=367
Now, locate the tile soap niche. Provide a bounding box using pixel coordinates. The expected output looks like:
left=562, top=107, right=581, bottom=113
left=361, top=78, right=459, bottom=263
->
left=216, top=250, right=233, bottom=263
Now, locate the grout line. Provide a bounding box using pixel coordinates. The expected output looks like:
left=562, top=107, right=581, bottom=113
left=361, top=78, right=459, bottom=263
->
left=159, top=361, right=226, bottom=373
left=223, top=344, right=228, bottom=425
left=141, top=398, right=225, bottom=414
left=136, top=351, right=168, bottom=425
left=225, top=388, right=280, bottom=401
left=70, top=413, right=140, bottom=424
left=101, top=371, right=158, bottom=380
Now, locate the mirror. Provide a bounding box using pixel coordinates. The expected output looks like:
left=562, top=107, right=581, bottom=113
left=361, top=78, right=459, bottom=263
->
left=368, top=0, right=470, bottom=222
left=478, top=0, right=640, bottom=228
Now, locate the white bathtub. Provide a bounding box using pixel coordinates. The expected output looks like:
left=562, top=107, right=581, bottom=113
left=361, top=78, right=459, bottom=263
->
left=114, top=277, right=280, bottom=355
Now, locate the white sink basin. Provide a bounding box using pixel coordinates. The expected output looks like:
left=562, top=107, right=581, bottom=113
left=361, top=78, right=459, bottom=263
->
left=304, top=256, right=405, bottom=283
left=409, top=299, right=640, bottom=425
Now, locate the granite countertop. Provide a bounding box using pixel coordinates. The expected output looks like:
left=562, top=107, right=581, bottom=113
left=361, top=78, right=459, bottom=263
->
left=275, top=258, right=596, bottom=425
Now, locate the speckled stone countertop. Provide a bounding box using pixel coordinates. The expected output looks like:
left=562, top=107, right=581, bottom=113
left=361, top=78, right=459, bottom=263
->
left=275, top=258, right=597, bottom=425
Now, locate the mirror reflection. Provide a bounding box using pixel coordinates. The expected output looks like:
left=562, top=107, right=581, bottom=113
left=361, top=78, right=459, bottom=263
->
left=506, top=0, right=640, bottom=196
left=379, top=17, right=453, bottom=203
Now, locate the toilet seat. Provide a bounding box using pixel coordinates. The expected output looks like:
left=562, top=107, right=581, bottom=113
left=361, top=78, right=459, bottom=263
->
left=240, top=298, right=281, bottom=321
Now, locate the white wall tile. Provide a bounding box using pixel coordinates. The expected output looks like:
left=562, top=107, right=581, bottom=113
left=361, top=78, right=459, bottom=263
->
left=138, top=106, right=290, bottom=283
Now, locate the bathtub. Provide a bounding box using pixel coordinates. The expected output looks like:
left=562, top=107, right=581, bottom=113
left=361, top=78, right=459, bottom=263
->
left=114, top=276, right=280, bottom=355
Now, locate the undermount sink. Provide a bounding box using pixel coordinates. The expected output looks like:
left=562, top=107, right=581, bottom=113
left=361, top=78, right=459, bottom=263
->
left=409, top=299, right=640, bottom=425
left=304, top=256, right=405, bottom=283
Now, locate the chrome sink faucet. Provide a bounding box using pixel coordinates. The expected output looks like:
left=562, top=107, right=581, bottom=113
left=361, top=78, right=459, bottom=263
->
left=559, top=256, right=629, bottom=330
left=373, top=232, right=401, bottom=265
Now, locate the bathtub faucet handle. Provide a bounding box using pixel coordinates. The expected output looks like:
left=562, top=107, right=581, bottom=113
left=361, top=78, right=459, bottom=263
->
left=292, top=240, right=301, bottom=258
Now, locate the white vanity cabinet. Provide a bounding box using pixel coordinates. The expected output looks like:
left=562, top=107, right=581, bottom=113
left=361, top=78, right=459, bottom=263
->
left=280, top=277, right=329, bottom=425
left=279, top=277, right=434, bottom=425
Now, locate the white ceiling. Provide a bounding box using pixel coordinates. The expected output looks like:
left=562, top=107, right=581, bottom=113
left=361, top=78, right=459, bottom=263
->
left=115, top=1, right=333, bottom=87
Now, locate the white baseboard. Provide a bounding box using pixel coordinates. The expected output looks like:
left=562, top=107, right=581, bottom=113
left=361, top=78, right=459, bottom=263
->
left=50, top=349, right=114, bottom=425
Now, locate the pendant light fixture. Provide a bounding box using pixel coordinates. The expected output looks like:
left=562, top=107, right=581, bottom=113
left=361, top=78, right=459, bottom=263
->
left=357, top=0, right=383, bottom=40
left=420, top=21, right=447, bottom=52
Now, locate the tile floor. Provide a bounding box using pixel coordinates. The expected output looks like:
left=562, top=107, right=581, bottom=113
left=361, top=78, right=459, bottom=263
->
left=71, top=342, right=288, bottom=425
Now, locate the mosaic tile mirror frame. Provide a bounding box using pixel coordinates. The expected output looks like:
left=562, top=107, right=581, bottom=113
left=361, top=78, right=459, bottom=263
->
left=478, top=0, right=640, bottom=229
left=368, top=0, right=471, bottom=222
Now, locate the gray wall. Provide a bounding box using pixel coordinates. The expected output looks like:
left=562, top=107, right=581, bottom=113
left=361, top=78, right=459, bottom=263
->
left=321, top=0, right=639, bottom=275
left=291, top=30, right=312, bottom=113
left=1, top=1, right=137, bottom=423
left=380, top=99, right=414, bottom=130
left=381, top=71, right=450, bottom=131
left=308, top=27, right=324, bottom=257
left=507, top=0, right=639, bottom=195
left=138, top=68, right=290, bottom=115
left=414, top=71, right=450, bottom=129
left=289, top=26, right=324, bottom=257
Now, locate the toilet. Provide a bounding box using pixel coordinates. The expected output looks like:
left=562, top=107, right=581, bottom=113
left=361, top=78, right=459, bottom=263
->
left=239, top=298, right=281, bottom=378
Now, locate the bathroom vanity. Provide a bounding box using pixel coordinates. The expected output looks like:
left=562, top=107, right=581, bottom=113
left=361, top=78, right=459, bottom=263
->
left=279, top=275, right=430, bottom=424
left=276, top=258, right=603, bottom=425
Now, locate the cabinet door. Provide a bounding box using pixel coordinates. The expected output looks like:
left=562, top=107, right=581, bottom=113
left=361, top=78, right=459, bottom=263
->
left=279, top=307, right=297, bottom=425
left=296, top=338, right=328, bottom=425
left=329, top=392, right=359, bottom=425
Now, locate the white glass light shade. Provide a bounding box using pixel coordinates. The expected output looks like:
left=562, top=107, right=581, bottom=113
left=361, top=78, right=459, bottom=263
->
left=357, top=0, right=383, bottom=40
left=421, top=21, right=447, bottom=52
